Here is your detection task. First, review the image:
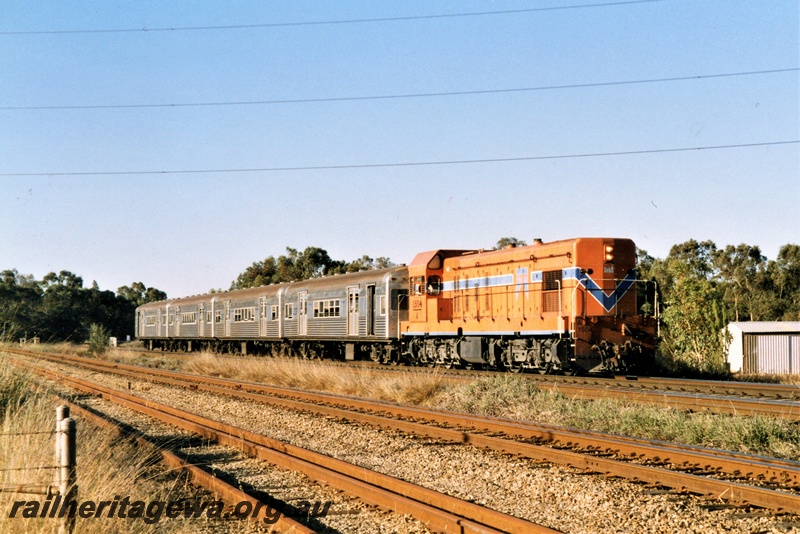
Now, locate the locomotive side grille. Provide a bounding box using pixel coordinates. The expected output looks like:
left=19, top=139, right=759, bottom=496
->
left=542, top=270, right=562, bottom=313
left=543, top=270, right=562, bottom=291
left=542, top=292, right=560, bottom=313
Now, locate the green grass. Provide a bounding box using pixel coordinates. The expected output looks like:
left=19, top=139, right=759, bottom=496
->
left=427, top=375, right=800, bottom=460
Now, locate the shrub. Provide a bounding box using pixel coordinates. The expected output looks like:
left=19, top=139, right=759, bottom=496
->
left=87, top=323, right=110, bottom=356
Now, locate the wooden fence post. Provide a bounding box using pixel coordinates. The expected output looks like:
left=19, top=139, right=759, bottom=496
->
left=58, top=416, right=77, bottom=534
left=54, top=406, right=69, bottom=487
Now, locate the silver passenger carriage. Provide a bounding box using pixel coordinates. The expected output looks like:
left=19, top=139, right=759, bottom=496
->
left=136, top=266, right=409, bottom=362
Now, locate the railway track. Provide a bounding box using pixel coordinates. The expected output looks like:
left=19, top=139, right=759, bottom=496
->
left=113, top=346, right=800, bottom=419
left=7, top=347, right=800, bottom=516
left=55, top=400, right=315, bottom=533
left=117, top=344, right=800, bottom=398
left=5, top=352, right=558, bottom=533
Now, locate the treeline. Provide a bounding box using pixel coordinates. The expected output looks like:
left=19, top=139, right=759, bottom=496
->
left=638, top=240, right=800, bottom=374
left=0, top=270, right=165, bottom=343
left=230, top=246, right=394, bottom=290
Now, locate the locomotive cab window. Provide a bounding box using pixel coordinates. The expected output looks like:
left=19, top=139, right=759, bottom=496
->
left=426, top=275, right=442, bottom=296
left=411, top=276, right=425, bottom=296
left=427, top=254, right=442, bottom=270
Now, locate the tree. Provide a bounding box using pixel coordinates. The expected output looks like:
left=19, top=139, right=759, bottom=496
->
left=496, top=237, right=527, bottom=249
left=117, top=282, right=167, bottom=307
left=231, top=246, right=395, bottom=290
left=0, top=269, right=43, bottom=341
left=658, top=258, right=728, bottom=374
left=635, top=248, right=657, bottom=315
left=38, top=271, right=87, bottom=341
left=651, top=240, right=728, bottom=374
left=768, top=244, right=800, bottom=320
left=713, top=244, right=767, bottom=321
left=340, top=255, right=395, bottom=273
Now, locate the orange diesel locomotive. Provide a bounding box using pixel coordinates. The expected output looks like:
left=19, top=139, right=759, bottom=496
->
left=401, top=237, right=656, bottom=373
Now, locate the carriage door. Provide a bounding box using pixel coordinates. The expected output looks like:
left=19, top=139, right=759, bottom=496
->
left=198, top=305, right=205, bottom=337
left=366, top=285, right=375, bottom=336
left=348, top=287, right=360, bottom=336
left=259, top=297, right=267, bottom=337
left=224, top=301, right=231, bottom=337
left=298, top=292, right=308, bottom=335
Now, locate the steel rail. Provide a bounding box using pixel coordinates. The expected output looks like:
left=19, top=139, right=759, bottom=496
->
left=124, top=345, right=800, bottom=400
left=9, top=349, right=800, bottom=514
left=9, top=357, right=558, bottom=534
left=13, top=350, right=800, bottom=472
left=59, top=400, right=314, bottom=533
left=11, top=346, right=800, bottom=419
left=32, top=353, right=800, bottom=487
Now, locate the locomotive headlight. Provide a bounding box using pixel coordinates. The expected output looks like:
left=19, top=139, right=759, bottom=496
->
left=604, top=245, right=614, bottom=262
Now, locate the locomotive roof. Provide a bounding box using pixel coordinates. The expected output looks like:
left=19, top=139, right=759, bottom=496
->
left=409, top=238, right=633, bottom=270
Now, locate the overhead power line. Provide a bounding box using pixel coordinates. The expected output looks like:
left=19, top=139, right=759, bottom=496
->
left=1, top=140, right=795, bottom=177
left=0, top=1, right=662, bottom=35
left=2, top=68, right=795, bottom=111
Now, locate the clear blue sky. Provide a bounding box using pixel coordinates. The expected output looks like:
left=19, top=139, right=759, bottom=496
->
left=1, top=1, right=798, bottom=298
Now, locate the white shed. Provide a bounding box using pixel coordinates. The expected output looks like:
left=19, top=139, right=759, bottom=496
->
left=725, top=322, right=800, bottom=375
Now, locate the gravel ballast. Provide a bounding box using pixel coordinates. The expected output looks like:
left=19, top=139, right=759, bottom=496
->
left=21, top=356, right=800, bottom=533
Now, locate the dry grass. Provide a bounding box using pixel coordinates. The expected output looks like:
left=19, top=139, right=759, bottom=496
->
left=0, top=358, right=220, bottom=533
left=182, top=352, right=448, bottom=405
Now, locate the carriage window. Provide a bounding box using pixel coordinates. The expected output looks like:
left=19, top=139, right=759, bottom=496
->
left=271, top=305, right=278, bottom=320
left=284, top=303, right=294, bottom=319
left=392, top=289, right=409, bottom=310
left=379, top=295, right=387, bottom=316
left=233, top=308, right=255, bottom=322
left=215, top=311, right=222, bottom=323
left=314, top=299, right=341, bottom=318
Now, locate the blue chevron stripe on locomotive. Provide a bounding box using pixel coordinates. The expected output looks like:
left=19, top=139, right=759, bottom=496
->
left=563, top=268, right=637, bottom=312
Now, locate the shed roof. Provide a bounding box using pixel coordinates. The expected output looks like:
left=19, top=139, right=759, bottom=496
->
left=727, top=322, right=800, bottom=334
